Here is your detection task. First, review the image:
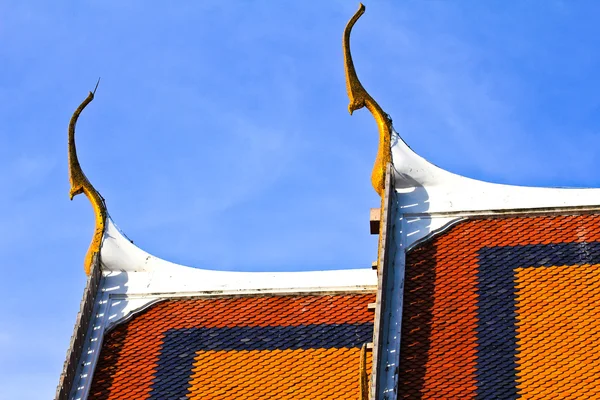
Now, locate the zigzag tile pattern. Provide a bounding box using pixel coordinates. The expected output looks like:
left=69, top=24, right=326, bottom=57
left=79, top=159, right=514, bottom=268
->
left=89, top=293, right=374, bottom=399
left=400, top=213, right=600, bottom=400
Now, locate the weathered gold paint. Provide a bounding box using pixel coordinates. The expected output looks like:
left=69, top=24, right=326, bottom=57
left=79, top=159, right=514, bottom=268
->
left=68, top=85, right=107, bottom=275
left=359, top=343, right=369, bottom=400
left=344, top=5, right=392, bottom=274
left=343, top=3, right=393, bottom=197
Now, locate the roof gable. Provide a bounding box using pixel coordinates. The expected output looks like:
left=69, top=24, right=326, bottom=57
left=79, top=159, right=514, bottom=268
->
left=89, top=293, right=375, bottom=399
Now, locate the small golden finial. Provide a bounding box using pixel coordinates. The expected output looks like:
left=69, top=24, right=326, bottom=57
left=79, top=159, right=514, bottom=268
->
left=68, top=79, right=107, bottom=275
left=359, top=343, right=370, bottom=400
left=343, top=3, right=392, bottom=197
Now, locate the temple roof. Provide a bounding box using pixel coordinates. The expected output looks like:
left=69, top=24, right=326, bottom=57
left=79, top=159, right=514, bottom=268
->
left=399, top=213, right=600, bottom=399
left=57, top=4, right=600, bottom=400
left=58, top=66, right=377, bottom=399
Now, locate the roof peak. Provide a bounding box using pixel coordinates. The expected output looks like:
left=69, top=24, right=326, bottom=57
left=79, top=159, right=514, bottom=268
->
left=67, top=84, right=107, bottom=275
left=343, top=3, right=392, bottom=197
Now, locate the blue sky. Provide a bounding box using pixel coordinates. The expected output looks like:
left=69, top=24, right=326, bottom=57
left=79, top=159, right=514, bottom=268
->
left=3, top=1, right=600, bottom=398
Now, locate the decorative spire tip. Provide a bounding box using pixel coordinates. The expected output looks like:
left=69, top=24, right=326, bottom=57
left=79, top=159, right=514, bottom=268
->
left=68, top=86, right=107, bottom=274
left=343, top=3, right=393, bottom=197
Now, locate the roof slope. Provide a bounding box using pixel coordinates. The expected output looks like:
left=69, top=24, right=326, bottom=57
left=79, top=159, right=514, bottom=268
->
left=400, top=213, right=600, bottom=399
left=89, top=293, right=374, bottom=399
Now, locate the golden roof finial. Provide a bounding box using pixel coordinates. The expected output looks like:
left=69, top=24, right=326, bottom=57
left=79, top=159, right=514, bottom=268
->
left=68, top=80, right=107, bottom=275
left=343, top=3, right=392, bottom=197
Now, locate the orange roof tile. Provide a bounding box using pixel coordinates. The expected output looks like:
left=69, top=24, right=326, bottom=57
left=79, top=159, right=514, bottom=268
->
left=89, top=293, right=374, bottom=399
left=400, top=213, right=600, bottom=399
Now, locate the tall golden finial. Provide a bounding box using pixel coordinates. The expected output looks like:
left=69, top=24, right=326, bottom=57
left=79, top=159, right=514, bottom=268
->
left=343, top=3, right=392, bottom=197
left=68, top=80, right=107, bottom=275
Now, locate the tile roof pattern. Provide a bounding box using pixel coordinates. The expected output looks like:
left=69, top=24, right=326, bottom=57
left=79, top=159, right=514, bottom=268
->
left=400, top=213, right=600, bottom=399
left=89, top=293, right=374, bottom=399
